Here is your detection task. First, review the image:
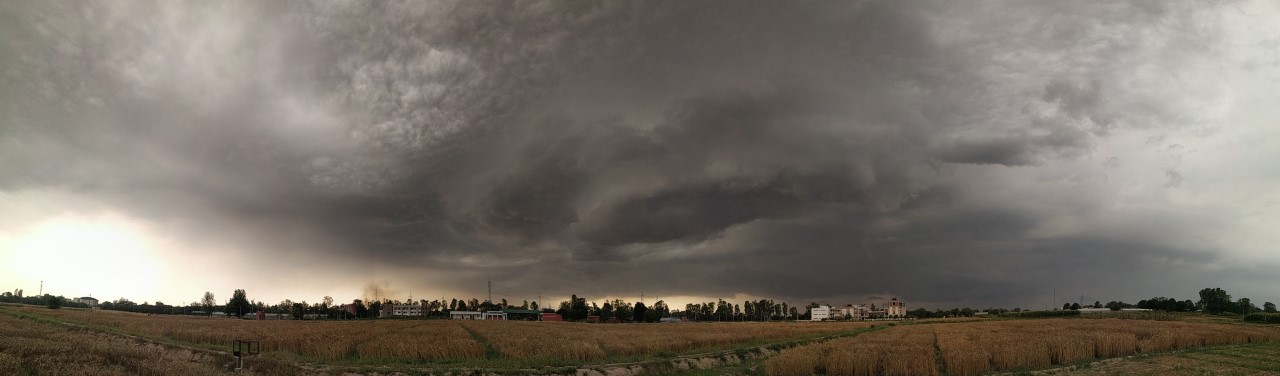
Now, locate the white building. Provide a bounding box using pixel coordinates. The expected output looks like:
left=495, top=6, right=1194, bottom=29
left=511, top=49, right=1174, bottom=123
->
left=483, top=311, right=507, bottom=320
left=810, top=305, right=832, bottom=321
left=73, top=297, right=99, bottom=307
left=381, top=304, right=424, bottom=317
left=886, top=298, right=906, bottom=317
left=838, top=304, right=870, bottom=320
left=450, top=311, right=484, bottom=320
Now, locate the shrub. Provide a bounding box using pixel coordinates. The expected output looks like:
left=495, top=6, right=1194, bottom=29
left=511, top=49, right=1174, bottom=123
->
left=1244, top=313, right=1280, bottom=324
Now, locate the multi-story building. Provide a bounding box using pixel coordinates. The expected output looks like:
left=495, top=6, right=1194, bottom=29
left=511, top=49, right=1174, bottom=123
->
left=886, top=298, right=906, bottom=317
left=381, top=303, right=424, bottom=317
left=810, top=305, right=833, bottom=321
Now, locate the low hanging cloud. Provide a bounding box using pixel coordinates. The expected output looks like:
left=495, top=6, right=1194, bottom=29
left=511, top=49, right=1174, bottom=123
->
left=3, top=1, right=1278, bottom=308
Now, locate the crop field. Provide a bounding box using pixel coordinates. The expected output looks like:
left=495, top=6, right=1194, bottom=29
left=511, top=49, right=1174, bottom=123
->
left=10, top=304, right=1280, bottom=375
left=0, top=305, right=870, bottom=366
left=1062, top=339, right=1280, bottom=375
left=458, top=319, right=876, bottom=361
left=0, top=312, right=233, bottom=376
left=764, top=319, right=1280, bottom=376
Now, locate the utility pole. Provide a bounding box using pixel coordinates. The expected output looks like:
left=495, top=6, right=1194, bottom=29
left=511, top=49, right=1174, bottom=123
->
left=487, top=278, right=492, bottom=303
left=39, top=281, right=42, bottom=297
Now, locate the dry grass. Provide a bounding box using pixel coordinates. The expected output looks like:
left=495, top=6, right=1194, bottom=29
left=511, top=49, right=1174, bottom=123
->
left=767, top=319, right=1280, bottom=376
left=766, top=325, right=937, bottom=376
left=3, top=306, right=870, bottom=364
left=459, top=320, right=877, bottom=361
left=3, top=306, right=484, bottom=362
left=0, top=313, right=234, bottom=376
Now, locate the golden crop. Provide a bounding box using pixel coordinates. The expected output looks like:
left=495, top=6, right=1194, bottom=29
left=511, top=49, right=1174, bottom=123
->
left=458, top=320, right=874, bottom=361
left=7, top=306, right=870, bottom=363
left=767, top=318, right=1280, bottom=376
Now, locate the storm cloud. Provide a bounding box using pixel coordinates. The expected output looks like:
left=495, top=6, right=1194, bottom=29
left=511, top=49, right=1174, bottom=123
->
left=3, top=1, right=1279, bottom=308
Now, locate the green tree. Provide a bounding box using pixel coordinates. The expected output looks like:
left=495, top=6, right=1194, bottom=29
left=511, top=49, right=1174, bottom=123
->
left=228, top=289, right=252, bottom=318
left=1264, top=302, right=1277, bottom=313
left=634, top=302, right=649, bottom=322
left=46, top=295, right=63, bottom=309
left=1237, top=298, right=1257, bottom=314
left=1197, top=288, right=1233, bottom=314
left=1069, top=302, right=1081, bottom=310
left=201, top=291, right=215, bottom=316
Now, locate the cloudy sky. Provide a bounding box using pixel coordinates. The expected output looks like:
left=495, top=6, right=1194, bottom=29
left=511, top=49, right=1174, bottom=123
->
left=2, top=1, right=1279, bottom=310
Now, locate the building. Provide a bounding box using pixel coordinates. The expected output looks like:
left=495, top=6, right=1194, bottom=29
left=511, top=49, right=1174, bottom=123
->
left=501, top=308, right=541, bottom=321
left=74, top=297, right=99, bottom=307
left=810, top=305, right=833, bottom=321
left=838, top=304, right=870, bottom=320
left=450, top=311, right=484, bottom=320
left=541, top=313, right=564, bottom=321
left=886, top=298, right=906, bottom=317
left=483, top=311, right=508, bottom=320
left=381, top=304, right=424, bottom=317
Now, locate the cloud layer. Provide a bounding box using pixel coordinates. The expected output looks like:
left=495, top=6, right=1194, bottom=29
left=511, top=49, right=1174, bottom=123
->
left=3, top=1, right=1279, bottom=308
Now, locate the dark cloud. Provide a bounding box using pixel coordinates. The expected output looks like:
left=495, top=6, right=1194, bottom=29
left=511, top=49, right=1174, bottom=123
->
left=2, top=0, right=1273, bottom=308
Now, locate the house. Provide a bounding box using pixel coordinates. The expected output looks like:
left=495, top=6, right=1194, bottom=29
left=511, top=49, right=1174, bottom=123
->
left=74, top=297, right=99, bottom=307
left=483, top=311, right=507, bottom=320
left=540, top=313, right=563, bottom=321
left=450, top=311, right=484, bottom=320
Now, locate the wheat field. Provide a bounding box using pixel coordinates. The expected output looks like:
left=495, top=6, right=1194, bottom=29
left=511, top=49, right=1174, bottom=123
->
left=0, top=313, right=232, bottom=376
left=2, top=306, right=868, bottom=363
left=766, top=318, right=1280, bottom=376
left=459, top=320, right=876, bottom=361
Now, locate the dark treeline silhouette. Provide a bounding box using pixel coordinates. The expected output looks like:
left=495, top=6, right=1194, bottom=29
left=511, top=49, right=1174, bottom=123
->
left=6, top=286, right=1274, bottom=321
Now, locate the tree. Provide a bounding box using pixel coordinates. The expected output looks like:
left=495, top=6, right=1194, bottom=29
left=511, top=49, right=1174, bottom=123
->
left=1264, top=302, right=1277, bottom=313
left=1197, top=288, right=1233, bottom=314
left=634, top=302, right=648, bottom=323
left=322, top=296, right=333, bottom=310
left=1104, top=301, right=1125, bottom=311
left=228, top=289, right=252, bottom=318
left=1062, top=303, right=1071, bottom=310
left=201, top=291, right=215, bottom=316
left=1093, top=301, right=1102, bottom=309
left=46, top=295, right=63, bottom=309
left=1069, top=302, right=1081, bottom=310
left=1237, top=298, right=1257, bottom=314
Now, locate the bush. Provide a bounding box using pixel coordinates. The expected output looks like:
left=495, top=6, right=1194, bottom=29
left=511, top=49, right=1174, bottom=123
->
left=45, top=296, right=62, bottom=310
left=999, top=310, right=1080, bottom=318
left=1243, top=313, right=1280, bottom=324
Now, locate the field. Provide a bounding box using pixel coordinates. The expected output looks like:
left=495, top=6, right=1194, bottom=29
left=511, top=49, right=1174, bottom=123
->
left=764, top=319, right=1280, bottom=376
left=7, top=304, right=1280, bottom=375
left=0, top=305, right=872, bottom=369
left=0, top=312, right=233, bottom=376
left=1061, top=340, right=1280, bottom=375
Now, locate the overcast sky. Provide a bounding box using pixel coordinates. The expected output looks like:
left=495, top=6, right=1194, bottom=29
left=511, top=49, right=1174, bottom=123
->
left=2, top=1, right=1279, bottom=310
